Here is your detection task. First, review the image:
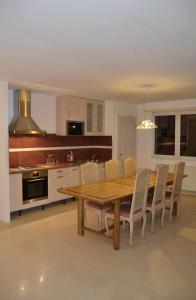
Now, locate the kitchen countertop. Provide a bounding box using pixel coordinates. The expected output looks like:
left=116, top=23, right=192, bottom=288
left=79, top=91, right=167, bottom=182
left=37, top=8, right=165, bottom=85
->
left=9, top=161, right=105, bottom=174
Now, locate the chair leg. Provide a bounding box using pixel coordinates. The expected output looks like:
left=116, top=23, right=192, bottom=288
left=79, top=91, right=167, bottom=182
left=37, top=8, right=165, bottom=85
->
left=151, top=211, right=155, bottom=233
left=129, top=222, right=134, bottom=247
left=105, top=215, right=110, bottom=236
left=122, top=220, right=126, bottom=232
left=177, top=201, right=180, bottom=217
left=142, top=214, right=146, bottom=239
left=161, top=207, right=165, bottom=227
left=169, top=203, right=173, bottom=223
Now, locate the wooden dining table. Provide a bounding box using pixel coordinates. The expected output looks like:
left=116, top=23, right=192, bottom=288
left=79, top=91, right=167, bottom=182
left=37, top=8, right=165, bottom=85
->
left=58, top=171, right=175, bottom=251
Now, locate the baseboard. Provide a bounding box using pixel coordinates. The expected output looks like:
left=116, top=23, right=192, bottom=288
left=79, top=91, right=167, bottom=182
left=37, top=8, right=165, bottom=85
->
left=182, top=190, right=196, bottom=196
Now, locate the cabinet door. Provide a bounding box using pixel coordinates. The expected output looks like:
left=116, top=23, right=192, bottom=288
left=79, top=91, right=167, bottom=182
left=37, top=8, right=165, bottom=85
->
left=48, top=169, right=71, bottom=202
left=56, top=96, right=86, bottom=135
left=70, top=167, right=81, bottom=186
left=95, top=102, right=105, bottom=135
left=56, top=96, right=67, bottom=135
left=85, top=101, right=94, bottom=135
left=9, top=174, right=22, bottom=212
left=68, top=97, right=86, bottom=122
left=85, top=101, right=105, bottom=135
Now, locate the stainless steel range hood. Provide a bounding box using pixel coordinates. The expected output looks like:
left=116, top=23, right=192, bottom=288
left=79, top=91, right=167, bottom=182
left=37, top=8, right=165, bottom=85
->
left=9, top=89, right=46, bottom=135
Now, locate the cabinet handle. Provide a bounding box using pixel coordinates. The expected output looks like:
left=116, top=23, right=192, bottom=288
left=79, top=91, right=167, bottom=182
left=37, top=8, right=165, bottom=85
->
left=72, top=168, right=78, bottom=171
left=57, top=176, right=64, bottom=179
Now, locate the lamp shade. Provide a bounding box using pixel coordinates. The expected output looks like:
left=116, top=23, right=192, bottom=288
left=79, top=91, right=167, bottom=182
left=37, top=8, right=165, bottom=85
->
left=136, top=119, right=158, bottom=129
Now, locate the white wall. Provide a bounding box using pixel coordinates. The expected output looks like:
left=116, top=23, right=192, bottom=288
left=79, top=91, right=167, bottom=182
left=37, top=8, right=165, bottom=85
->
left=136, top=98, right=196, bottom=192
left=8, top=90, right=56, bottom=133
left=0, top=82, right=10, bottom=222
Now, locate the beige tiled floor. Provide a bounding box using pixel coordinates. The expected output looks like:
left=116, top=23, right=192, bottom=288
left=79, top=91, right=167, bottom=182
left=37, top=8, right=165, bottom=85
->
left=0, top=196, right=196, bottom=300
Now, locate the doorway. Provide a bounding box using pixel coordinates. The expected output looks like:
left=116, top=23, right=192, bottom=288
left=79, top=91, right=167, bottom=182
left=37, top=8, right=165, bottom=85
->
left=117, top=115, right=136, bottom=160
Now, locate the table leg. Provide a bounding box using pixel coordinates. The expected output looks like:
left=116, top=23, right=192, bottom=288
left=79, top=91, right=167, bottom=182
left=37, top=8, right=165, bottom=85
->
left=77, top=197, right=84, bottom=236
left=113, top=200, right=120, bottom=250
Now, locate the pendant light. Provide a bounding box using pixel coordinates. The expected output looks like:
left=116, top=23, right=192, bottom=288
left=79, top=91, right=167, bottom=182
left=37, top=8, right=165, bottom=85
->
left=136, top=85, right=158, bottom=129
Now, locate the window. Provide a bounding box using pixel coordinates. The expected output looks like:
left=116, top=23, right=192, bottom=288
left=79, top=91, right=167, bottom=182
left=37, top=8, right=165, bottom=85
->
left=154, top=115, right=175, bottom=155
left=154, top=112, right=196, bottom=158
left=181, top=114, right=196, bottom=157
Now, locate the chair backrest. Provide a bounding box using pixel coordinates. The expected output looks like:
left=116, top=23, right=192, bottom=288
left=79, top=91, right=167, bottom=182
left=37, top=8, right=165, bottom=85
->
left=130, top=168, right=151, bottom=217
left=105, top=160, right=120, bottom=180
left=152, top=164, right=169, bottom=206
left=123, top=156, right=136, bottom=177
left=80, top=162, right=99, bottom=184
left=171, top=161, right=185, bottom=200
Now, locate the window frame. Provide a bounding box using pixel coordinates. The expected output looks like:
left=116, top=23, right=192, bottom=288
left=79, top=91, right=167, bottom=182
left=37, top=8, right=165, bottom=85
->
left=152, top=110, right=196, bottom=161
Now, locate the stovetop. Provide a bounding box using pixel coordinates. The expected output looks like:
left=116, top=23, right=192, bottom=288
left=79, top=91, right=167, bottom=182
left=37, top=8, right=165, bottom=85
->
left=16, top=165, right=41, bottom=170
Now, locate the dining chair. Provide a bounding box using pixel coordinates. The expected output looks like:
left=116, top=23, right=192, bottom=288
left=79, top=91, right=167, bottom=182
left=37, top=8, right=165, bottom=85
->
left=105, top=159, right=128, bottom=231
left=146, top=164, right=169, bottom=233
left=105, top=168, right=151, bottom=247
left=123, top=156, right=136, bottom=177
left=162, top=161, right=185, bottom=223
left=105, top=160, right=120, bottom=180
left=80, top=162, right=112, bottom=231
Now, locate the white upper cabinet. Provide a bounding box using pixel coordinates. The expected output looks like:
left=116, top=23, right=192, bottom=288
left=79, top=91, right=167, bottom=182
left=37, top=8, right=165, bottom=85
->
left=56, top=96, right=86, bottom=135
left=85, top=100, right=105, bottom=135
left=56, top=96, right=105, bottom=136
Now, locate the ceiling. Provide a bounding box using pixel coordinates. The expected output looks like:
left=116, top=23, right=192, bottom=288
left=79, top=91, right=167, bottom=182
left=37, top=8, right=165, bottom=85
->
left=0, top=0, right=196, bottom=102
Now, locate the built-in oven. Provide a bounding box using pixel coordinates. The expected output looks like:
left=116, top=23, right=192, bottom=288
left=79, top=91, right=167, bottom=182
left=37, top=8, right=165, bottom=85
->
left=22, top=170, right=48, bottom=203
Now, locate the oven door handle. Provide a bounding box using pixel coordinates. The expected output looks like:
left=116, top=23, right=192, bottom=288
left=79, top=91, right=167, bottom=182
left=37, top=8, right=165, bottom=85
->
left=26, top=178, right=46, bottom=183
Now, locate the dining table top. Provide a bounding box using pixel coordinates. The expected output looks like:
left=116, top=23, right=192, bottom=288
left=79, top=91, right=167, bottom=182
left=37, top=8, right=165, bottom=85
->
left=58, top=171, right=175, bottom=204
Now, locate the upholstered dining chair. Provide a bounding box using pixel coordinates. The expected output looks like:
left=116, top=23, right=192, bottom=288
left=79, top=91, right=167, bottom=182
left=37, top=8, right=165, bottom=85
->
left=105, top=159, right=128, bottom=230
left=105, top=159, right=120, bottom=180
left=162, top=161, right=185, bottom=223
left=80, top=162, right=112, bottom=231
left=123, top=156, right=136, bottom=177
left=146, top=164, right=169, bottom=233
left=105, top=168, right=151, bottom=247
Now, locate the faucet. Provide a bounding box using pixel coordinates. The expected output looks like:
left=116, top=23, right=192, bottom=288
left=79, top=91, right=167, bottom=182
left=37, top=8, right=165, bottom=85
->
left=91, top=153, right=96, bottom=162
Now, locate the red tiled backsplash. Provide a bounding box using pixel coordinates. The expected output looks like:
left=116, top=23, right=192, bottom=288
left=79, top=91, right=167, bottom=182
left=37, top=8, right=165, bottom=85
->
left=9, top=134, right=112, bottom=148
left=9, top=134, right=112, bottom=166
left=9, top=148, right=112, bottom=166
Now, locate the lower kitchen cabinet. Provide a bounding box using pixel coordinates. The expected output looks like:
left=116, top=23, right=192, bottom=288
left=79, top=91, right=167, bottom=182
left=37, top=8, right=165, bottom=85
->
left=9, top=173, right=22, bottom=212
left=70, top=166, right=81, bottom=186
left=48, top=167, right=79, bottom=202
left=9, top=165, right=86, bottom=214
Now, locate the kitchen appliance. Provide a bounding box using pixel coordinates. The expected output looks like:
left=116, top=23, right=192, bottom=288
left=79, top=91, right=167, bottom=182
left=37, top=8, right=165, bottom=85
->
left=9, top=89, right=46, bottom=135
left=67, top=121, right=84, bottom=136
left=22, top=170, right=48, bottom=203
left=17, top=164, right=41, bottom=170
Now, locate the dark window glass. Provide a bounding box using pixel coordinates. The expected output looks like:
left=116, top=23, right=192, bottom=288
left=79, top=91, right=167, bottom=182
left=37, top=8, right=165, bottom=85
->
left=155, top=115, right=175, bottom=155
left=180, top=114, right=196, bottom=156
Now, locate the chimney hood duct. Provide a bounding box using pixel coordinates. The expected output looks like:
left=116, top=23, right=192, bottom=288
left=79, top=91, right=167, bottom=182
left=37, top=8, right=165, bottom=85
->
left=9, top=89, right=47, bottom=135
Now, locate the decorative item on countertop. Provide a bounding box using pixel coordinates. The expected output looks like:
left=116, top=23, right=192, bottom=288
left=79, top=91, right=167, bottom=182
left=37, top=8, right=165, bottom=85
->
left=66, top=151, right=74, bottom=162
left=46, top=154, right=56, bottom=164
